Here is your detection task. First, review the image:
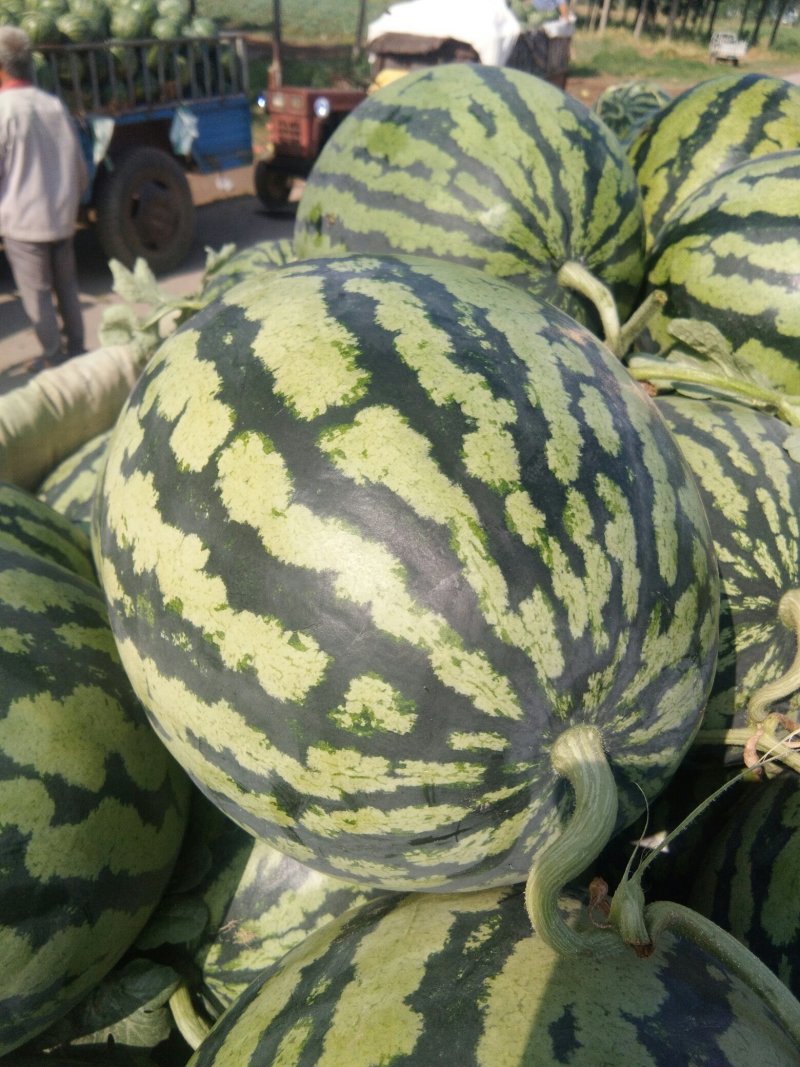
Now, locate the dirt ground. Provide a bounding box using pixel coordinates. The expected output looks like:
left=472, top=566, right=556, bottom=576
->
left=565, top=72, right=691, bottom=106
left=567, top=73, right=632, bottom=106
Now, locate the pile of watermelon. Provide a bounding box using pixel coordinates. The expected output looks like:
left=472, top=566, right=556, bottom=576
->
left=3, top=62, right=800, bottom=1065
left=0, top=0, right=218, bottom=46
left=0, top=0, right=220, bottom=107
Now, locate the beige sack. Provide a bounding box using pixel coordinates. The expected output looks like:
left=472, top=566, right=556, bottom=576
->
left=0, top=345, right=146, bottom=491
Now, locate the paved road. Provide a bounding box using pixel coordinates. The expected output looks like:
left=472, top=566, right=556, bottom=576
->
left=0, top=192, right=296, bottom=379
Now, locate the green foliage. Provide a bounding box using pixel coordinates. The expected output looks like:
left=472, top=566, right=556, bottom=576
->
left=572, top=36, right=716, bottom=81
left=196, top=0, right=387, bottom=39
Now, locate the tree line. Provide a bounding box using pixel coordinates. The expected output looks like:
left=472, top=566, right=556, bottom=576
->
left=580, top=0, right=794, bottom=46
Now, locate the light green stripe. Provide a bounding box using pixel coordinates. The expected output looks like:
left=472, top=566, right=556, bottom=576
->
left=310, top=897, right=455, bottom=1067
left=217, top=431, right=522, bottom=720
left=139, top=328, right=233, bottom=474
left=101, top=467, right=330, bottom=705
left=0, top=777, right=181, bottom=880
left=0, top=685, right=166, bottom=791
left=0, top=566, right=97, bottom=615
left=1, top=905, right=153, bottom=1003
left=329, top=674, right=417, bottom=735
left=239, top=271, right=371, bottom=420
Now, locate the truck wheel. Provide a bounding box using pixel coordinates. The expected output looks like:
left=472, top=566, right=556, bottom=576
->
left=254, top=161, right=294, bottom=213
left=95, top=147, right=195, bottom=274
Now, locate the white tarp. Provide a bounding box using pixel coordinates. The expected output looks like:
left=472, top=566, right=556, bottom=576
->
left=366, top=0, right=521, bottom=67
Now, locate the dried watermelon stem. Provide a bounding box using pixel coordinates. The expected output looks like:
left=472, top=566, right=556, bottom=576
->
left=524, top=723, right=620, bottom=957
left=704, top=720, right=800, bottom=775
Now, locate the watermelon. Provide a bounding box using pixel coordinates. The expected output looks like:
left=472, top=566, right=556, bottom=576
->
left=653, top=396, right=800, bottom=745
left=293, top=63, right=646, bottom=337
left=150, top=13, right=183, bottom=39
left=684, top=771, right=800, bottom=999
left=35, top=429, right=111, bottom=539
left=198, top=237, right=297, bottom=309
left=18, top=9, right=59, bottom=43
left=186, top=885, right=800, bottom=1066
left=56, top=11, right=100, bottom=42
left=110, top=6, right=154, bottom=39
left=0, top=513, right=191, bottom=1055
left=93, top=253, right=719, bottom=895
left=178, top=796, right=391, bottom=1015
left=643, top=149, right=800, bottom=394
left=627, top=72, right=800, bottom=249
left=593, top=79, right=672, bottom=146
left=183, top=15, right=217, bottom=37
left=0, top=480, right=96, bottom=583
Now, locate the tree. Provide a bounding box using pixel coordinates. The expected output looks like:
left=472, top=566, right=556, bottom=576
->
left=269, top=0, right=282, bottom=89
left=354, top=0, right=368, bottom=58
left=748, top=0, right=771, bottom=43
left=598, top=0, right=614, bottom=33
left=770, top=0, right=793, bottom=46
left=665, top=0, right=681, bottom=38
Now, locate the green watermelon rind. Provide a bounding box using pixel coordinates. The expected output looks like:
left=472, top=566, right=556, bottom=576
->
left=94, top=253, right=719, bottom=894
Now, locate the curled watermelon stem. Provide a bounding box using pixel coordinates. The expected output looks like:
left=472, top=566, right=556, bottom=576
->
left=169, top=983, right=213, bottom=1051
left=644, top=900, right=800, bottom=1047
left=747, top=589, right=800, bottom=723
left=556, top=261, right=623, bottom=357
left=524, top=724, right=621, bottom=957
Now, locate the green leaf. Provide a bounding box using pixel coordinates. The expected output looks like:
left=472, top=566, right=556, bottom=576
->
left=667, top=318, right=733, bottom=366
left=108, top=259, right=169, bottom=310
left=98, top=305, right=161, bottom=360
left=31, top=959, right=182, bottom=1053
left=202, top=242, right=238, bottom=278
left=134, top=897, right=210, bottom=951
left=74, top=960, right=180, bottom=1049
left=667, top=318, right=774, bottom=389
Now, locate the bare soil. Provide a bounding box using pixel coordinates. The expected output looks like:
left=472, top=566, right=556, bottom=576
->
left=565, top=72, right=693, bottom=107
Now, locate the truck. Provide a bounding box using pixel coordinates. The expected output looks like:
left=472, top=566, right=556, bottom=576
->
left=253, top=0, right=366, bottom=212
left=253, top=0, right=574, bottom=212
left=29, top=32, right=254, bottom=272
left=709, top=31, right=748, bottom=64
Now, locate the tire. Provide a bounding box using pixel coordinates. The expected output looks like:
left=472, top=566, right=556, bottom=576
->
left=94, top=146, right=195, bottom=274
left=254, top=160, right=294, bottom=213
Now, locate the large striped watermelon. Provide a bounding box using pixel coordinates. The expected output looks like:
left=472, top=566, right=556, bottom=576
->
left=0, top=508, right=191, bottom=1055
left=684, top=771, right=800, bottom=998
left=0, top=480, right=96, bottom=583
left=186, top=798, right=391, bottom=1015
left=643, top=149, right=800, bottom=394
left=654, top=397, right=800, bottom=745
left=293, top=63, right=646, bottom=337
left=198, top=237, right=297, bottom=309
left=593, top=79, right=672, bottom=146
left=627, top=72, right=800, bottom=249
left=36, top=429, right=112, bottom=539
left=93, top=254, right=719, bottom=894
left=186, top=885, right=800, bottom=1066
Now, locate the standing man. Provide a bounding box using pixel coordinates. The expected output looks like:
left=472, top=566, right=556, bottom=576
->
left=0, top=25, right=89, bottom=367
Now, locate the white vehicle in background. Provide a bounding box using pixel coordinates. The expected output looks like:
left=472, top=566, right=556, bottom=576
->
left=709, top=30, right=748, bottom=64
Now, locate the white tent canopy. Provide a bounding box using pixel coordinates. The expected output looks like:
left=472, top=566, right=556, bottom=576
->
left=366, top=0, right=522, bottom=67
